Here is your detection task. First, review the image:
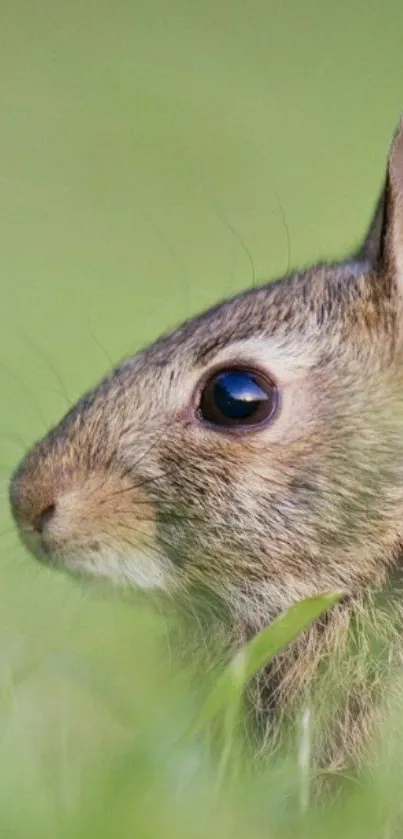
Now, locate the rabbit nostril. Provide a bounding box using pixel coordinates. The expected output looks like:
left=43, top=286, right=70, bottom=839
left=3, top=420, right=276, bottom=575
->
left=35, top=503, right=56, bottom=534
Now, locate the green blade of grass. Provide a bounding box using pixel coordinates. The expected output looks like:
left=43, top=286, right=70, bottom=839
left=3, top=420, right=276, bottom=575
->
left=191, top=593, right=340, bottom=735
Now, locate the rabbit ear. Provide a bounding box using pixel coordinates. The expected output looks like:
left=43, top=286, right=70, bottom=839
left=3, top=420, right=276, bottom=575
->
left=355, top=186, right=387, bottom=264
left=356, top=118, right=403, bottom=282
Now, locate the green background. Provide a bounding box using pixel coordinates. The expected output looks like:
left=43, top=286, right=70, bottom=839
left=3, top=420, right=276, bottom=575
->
left=1, top=1, right=403, bottom=835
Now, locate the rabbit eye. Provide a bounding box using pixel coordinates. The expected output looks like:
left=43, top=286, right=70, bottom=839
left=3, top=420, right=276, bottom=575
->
left=198, top=368, right=278, bottom=429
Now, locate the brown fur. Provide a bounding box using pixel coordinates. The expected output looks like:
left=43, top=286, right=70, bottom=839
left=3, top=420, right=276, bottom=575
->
left=9, top=117, right=403, bottom=773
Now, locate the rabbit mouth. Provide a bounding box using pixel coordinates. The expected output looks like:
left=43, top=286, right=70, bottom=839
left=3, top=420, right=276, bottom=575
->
left=17, top=520, right=172, bottom=591
left=55, top=545, right=171, bottom=590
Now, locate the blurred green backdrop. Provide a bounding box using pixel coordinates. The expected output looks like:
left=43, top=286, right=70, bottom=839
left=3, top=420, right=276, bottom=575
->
left=1, top=0, right=403, bottom=835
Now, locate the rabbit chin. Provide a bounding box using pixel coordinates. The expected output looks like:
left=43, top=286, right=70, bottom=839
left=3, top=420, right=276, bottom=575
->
left=53, top=546, right=170, bottom=591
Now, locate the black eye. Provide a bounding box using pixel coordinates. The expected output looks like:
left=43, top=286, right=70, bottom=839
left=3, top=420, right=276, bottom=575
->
left=199, top=368, right=278, bottom=429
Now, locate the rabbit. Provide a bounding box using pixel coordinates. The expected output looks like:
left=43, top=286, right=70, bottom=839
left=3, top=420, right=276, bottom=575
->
left=9, top=117, right=403, bottom=775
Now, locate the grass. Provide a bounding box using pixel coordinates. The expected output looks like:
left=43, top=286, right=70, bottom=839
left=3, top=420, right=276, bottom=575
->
left=3, top=0, right=403, bottom=835
left=0, top=580, right=402, bottom=838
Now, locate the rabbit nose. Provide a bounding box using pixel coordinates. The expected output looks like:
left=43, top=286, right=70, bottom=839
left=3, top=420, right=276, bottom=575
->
left=8, top=458, right=58, bottom=538
left=34, top=503, right=56, bottom=534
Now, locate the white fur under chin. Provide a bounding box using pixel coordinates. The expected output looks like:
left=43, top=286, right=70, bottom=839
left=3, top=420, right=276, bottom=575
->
left=61, top=547, right=170, bottom=590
